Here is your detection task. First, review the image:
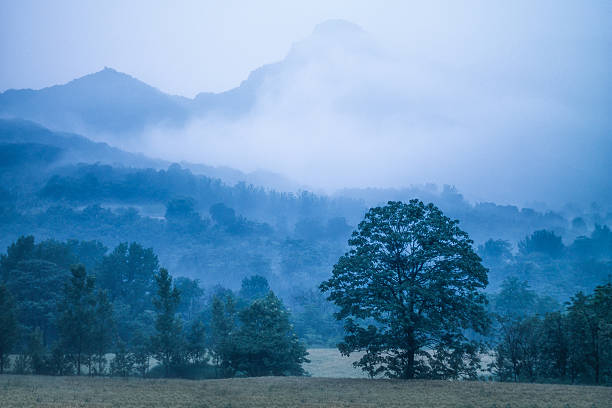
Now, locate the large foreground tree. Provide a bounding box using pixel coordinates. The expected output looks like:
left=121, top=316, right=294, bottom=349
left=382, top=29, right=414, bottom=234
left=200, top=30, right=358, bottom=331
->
left=320, top=200, right=489, bottom=379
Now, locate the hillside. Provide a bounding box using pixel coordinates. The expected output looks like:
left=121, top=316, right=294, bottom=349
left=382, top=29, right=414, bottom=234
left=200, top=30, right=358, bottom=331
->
left=1, top=375, right=610, bottom=408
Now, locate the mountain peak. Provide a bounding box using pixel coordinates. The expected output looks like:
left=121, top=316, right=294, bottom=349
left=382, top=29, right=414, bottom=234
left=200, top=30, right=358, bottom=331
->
left=312, top=19, right=365, bottom=37
left=74, top=66, right=141, bottom=85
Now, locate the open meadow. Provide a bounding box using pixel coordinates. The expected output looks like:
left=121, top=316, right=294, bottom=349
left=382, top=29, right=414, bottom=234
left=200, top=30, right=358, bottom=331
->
left=1, top=375, right=611, bottom=408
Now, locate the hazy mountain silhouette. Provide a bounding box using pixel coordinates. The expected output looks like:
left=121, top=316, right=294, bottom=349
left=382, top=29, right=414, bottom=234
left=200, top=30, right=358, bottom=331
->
left=0, top=118, right=304, bottom=191
left=0, top=20, right=373, bottom=137
left=0, top=67, right=191, bottom=136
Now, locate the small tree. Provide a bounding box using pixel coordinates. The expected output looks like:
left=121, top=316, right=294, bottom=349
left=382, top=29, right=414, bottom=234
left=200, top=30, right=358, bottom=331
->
left=26, top=328, right=46, bottom=374
left=150, top=268, right=183, bottom=377
left=518, top=230, right=564, bottom=258
left=186, top=320, right=208, bottom=365
left=110, top=340, right=134, bottom=377
left=320, top=200, right=489, bottom=379
left=132, top=331, right=151, bottom=378
left=0, top=284, right=18, bottom=373
left=227, top=292, right=309, bottom=376
left=58, top=265, right=96, bottom=375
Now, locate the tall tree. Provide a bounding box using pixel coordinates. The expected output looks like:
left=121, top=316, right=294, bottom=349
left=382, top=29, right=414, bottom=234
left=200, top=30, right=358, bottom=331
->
left=320, top=200, right=489, bottom=379
left=57, top=264, right=96, bottom=375
left=0, top=284, right=18, bottom=374
left=210, top=294, right=236, bottom=376
left=91, top=290, right=115, bottom=375
left=150, top=268, right=182, bottom=377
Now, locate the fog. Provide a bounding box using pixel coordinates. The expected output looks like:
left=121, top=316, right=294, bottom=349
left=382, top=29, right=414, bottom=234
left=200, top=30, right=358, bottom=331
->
left=140, top=13, right=610, bottom=206
left=2, top=1, right=610, bottom=206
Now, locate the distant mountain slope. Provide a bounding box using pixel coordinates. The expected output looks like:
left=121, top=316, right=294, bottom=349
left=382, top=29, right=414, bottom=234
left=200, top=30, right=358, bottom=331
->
left=0, top=119, right=304, bottom=191
left=0, top=67, right=191, bottom=135
left=0, top=118, right=166, bottom=168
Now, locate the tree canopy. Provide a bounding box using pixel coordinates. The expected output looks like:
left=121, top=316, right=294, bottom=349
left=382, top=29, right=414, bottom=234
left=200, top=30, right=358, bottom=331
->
left=321, top=200, right=489, bottom=379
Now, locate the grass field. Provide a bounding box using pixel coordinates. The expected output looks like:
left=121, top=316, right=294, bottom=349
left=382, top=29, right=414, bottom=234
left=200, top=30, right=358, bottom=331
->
left=304, top=348, right=368, bottom=378
left=1, top=374, right=611, bottom=408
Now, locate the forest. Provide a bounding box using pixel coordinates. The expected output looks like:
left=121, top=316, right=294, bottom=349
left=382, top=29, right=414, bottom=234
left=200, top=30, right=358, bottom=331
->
left=0, top=202, right=610, bottom=384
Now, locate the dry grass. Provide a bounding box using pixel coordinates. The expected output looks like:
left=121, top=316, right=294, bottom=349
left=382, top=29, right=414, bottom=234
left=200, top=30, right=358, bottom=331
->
left=304, top=348, right=368, bottom=378
left=1, top=374, right=611, bottom=408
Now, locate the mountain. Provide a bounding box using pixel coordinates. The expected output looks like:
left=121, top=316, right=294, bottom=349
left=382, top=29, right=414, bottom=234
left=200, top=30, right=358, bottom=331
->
left=0, top=118, right=166, bottom=168
left=0, top=67, right=191, bottom=136
left=0, top=20, right=373, bottom=136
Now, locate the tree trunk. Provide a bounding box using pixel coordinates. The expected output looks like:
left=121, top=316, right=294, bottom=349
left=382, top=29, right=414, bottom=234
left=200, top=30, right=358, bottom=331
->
left=406, top=349, right=416, bottom=379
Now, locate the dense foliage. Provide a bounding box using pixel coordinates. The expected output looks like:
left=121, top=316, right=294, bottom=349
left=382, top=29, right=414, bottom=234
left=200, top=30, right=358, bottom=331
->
left=490, top=282, right=612, bottom=385
left=0, top=237, right=309, bottom=378
left=321, top=200, right=489, bottom=379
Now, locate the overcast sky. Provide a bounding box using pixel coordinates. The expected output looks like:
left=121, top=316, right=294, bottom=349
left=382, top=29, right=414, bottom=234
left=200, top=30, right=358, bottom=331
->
left=2, top=1, right=610, bottom=97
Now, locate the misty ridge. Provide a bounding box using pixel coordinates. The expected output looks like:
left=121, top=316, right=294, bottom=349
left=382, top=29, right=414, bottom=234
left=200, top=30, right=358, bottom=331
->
left=1, top=19, right=610, bottom=206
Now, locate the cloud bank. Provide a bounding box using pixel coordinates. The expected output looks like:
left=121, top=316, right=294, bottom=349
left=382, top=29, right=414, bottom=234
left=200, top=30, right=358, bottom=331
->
left=136, top=16, right=610, bottom=207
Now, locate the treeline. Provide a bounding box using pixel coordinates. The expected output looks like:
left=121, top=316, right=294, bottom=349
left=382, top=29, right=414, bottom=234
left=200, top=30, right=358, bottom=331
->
left=0, top=236, right=309, bottom=378
left=489, top=278, right=611, bottom=384
left=0, top=234, right=610, bottom=384
left=479, top=226, right=612, bottom=298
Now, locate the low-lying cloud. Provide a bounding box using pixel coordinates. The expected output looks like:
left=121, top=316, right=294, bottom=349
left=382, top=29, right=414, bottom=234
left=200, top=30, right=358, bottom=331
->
left=136, top=16, right=610, bottom=207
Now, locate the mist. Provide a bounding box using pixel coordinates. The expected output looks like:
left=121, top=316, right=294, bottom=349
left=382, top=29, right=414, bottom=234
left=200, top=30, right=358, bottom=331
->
left=134, top=12, right=610, bottom=206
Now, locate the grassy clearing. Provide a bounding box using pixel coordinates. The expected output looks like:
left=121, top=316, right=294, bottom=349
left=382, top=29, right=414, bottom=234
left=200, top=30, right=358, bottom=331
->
left=304, top=348, right=368, bottom=378
left=1, top=374, right=611, bottom=408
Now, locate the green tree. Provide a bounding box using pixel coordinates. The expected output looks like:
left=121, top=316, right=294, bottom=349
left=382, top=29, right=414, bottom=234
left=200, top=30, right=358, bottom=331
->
left=91, top=290, right=115, bottom=375
left=26, top=328, right=46, bottom=374
left=150, top=268, right=183, bottom=377
left=239, top=275, right=270, bottom=303
left=567, top=284, right=612, bottom=384
left=490, top=315, right=541, bottom=382
left=131, top=331, right=151, bottom=378
left=175, top=277, right=204, bottom=321
left=227, top=292, right=309, bottom=376
left=110, top=340, right=134, bottom=377
left=185, top=320, right=208, bottom=365
left=518, top=230, right=564, bottom=258
left=320, top=200, right=489, bottom=379
left=0, top=284, right=18, bottom=373
left=210, top=294, right=236, bottom=376
left=57, top=264, right=96, bottom=375
left=538, top=312, right=569, bottom=380
left=492, top=277, right=537, bottom=319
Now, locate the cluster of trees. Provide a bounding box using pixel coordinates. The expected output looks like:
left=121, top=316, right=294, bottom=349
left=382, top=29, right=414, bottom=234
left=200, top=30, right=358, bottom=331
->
left=0, top=199, right=610, bottom=385
left=0, top=237, right=309, bottom=378
left=320, top=200, right=611, bottom=384
left=490, top=279, right=611, bottom=384
left=479, top=225, right=612, bottom=299
left=3, top=156, right=611, bottom=308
